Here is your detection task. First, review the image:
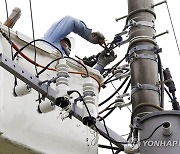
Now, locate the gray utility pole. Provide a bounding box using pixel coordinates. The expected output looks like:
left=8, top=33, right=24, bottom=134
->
left=127, top=0, right=180, bottom=153
left=128, top=0, right=161, bottom=118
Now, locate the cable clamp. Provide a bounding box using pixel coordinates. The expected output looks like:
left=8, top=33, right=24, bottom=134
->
left=129, top=53, right=158, bottom=64
left=128, top=45, right=160, bottom=56
left=129, top=20, right=155, bottom=29
left=131, top=83, right=160, bottom=95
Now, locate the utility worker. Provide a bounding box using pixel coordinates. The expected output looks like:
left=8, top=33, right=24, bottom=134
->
left=43, top=15, right=117, bottom=74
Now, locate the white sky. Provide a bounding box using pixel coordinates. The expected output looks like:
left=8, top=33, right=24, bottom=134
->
left=0, top=0, right=180, bottom=154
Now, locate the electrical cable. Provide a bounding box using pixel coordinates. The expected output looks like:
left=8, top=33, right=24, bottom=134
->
left=98, top=144, right=119, bottom=150
left=140, top=122, right=165, bottom=142
left=97, top=116, right=115, bottom=154
left=36, top=57, right=61, bottom=76
left=165, top=1, right=180, bottom=56
left=0, top=31, right=102, bottom=90
left=28, top=0, right=41, bottom=104
left=28, top=0, right=38, bottom=77
left=123, top=79, right=131, bottom=94
left=103, top=73, right=116, bottom=84
left=157, top=54, right=164, bottom=108
left=37, top=56, right=90, bottom=78
left=122, top=79, right=132, bottom=113
left=164, top=87, right=173, bottom=101
left=0, top=27, right=63, bottom=69
left=103, top=56, right=127, bottom=78
left=114, top=148, right=123, bottom=154
left=99, top=107, right=116, bottom=121
left=13, top=39, right=63, bottom=59
left=69, top=90, right=126, bottom=152
left=65, top=57, right=89, bottom=77
left=68, top=90, right=92, bottom=118
left=105, top=70, right=129, bottom=85
left=99, top=102, right=117, bottom=115
left=95, top=117, right=126, bottom=149
left=99, top=76, right=130, bottom=107
left=0, top=32, right=57, bottom=70
left=128, top=104, right=163, bottom=141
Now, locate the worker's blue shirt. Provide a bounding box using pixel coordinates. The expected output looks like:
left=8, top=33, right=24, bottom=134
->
left=42, top=15, right=92, bottom=56
left=42, top=15, right=105, bottom=74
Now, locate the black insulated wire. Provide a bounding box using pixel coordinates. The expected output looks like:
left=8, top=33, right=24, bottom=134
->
left=97, top=116, right=115, bottom=154
left=13, top=39, right=63, bottom=59
left=65, top=57, right=90, bottom=77
left=99, top=107, right=116, bottom=121
left=98, top=144, right=119, bottom=150
left=37, top=56, right=89, bottom=77
left=140, top=122, right=166, bottom=142
left=99, top=76, right=130, bottom=107
left=157, top=54, right=164, bottom=108
left=28, top=0, right=38, bottom=77
left=37, top=57, right=61, bottom=76
left=103, top=56, right=127, bottom=78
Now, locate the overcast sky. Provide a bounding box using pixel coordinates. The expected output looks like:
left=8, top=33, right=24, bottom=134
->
left=0, top=0, right=180, bottom=154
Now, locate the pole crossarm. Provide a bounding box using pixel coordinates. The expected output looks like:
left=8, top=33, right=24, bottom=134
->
left=0, top=53, right=127, bottom=147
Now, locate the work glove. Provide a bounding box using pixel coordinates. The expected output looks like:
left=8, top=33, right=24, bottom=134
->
left=97, top=49, right=117, bottom=67
left=82, top=52, right=101, bottom=67
left=88, top=31, right=105, bottom=44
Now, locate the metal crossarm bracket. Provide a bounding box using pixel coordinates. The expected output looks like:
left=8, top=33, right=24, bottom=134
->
left=0, top=53, right=56, bottom=102
left=0, top=53, right=127, bottom=147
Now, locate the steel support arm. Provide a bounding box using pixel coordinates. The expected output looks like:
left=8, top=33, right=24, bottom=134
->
left=0, top=53, right=127, bottom=147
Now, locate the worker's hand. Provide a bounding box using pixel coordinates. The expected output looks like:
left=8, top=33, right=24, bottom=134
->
left=97, top=49, right=117, bottom=67
left=88, top=31, right=105, bottom=44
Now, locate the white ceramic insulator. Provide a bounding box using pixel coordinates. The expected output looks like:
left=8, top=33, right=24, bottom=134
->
left=83, top=78, right=94, bottom=101
left=38, top=100, right=55, bottom=113
left=56, top=59, right=69, bottom=98
left=114, top=64, right=130, bottom=80
left=13, top=84, right=31, bottom=96
left=115, top=70, right=124, bottom=79
left=162, top=122, right=172, bottom=136
left=124, top=144, right=139, bottom=153
left=82, top=77, right=97, bottom=119
left=83, top=102, right=97, bottom=119
left=56, top=59, right=68, bottom=76
left=56, top=82, right=69, bottom=98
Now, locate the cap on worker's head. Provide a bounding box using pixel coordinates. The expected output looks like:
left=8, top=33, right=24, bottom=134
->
left=63, top=36, right=75, bottom=50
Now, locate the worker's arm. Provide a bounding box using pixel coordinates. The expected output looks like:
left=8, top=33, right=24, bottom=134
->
left=43, top=15, right=104, bottom=44
left=93, top=49, right=117, bottom=74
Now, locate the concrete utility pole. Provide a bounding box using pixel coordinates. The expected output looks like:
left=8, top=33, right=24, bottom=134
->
left=127, top=0, right=180, bottom=153
left=127, top=0, right=161, bottom=118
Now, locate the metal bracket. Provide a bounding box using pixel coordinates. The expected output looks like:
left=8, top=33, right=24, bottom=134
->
left=0, top=53, right=127, bottom=147
left=115, top=15, right=128, bottom=22
left=128, top=45, right=160, bottom=56
left=151, top=0, right=167, bottom=8
left=131, top=83, right=160, bottom=95
left=129, top=36, right=157, bottom=46
left=0, top=53, right=56, bottom=102
left=129, top=53, right=158, bottom=64
left=129, top=20, right=155, bottom=29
